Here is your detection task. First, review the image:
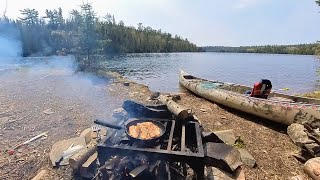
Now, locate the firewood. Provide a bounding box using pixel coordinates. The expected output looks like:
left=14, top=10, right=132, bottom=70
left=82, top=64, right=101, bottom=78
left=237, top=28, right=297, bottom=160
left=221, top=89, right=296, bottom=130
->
left=158, top=95, right=193, bottom=120
left=79, top=152, right=98, bottom=178
left=69, top=141, right=97, bottom=171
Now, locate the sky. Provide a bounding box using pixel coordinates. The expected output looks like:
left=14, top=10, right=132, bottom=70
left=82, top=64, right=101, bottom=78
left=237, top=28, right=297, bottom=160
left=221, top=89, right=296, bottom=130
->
left=1, top=0, right=319, bottom=46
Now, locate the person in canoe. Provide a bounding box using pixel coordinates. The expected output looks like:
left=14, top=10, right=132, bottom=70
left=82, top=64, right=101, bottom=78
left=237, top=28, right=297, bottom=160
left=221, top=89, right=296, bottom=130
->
left=245, top=79, right=272, bottom=99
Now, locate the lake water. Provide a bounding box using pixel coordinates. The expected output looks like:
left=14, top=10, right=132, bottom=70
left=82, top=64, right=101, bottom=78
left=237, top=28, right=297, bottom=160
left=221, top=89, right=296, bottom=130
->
left=101, top=52, right=320, bottom=94
left=0, top=53, right=319, bottom=95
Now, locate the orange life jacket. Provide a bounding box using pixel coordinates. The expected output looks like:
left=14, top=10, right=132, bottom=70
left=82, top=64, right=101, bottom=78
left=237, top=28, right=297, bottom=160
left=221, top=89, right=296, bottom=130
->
left=250, top=79, right=272, bottom=99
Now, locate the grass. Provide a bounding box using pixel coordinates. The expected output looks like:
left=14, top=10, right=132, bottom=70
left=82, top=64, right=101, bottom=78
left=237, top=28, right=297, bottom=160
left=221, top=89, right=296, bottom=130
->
left=302, top=91, right=320, bottom=99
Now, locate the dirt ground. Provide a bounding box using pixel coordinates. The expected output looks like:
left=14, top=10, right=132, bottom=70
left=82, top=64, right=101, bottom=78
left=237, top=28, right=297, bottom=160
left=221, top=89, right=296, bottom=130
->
left=0, top=70, right=311, bottom=180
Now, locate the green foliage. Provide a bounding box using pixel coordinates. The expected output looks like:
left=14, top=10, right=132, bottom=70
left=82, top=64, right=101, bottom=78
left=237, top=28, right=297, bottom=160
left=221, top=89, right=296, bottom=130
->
left=234, top=136, right=246, bottom=148
left=4, top=4, right=199, bottom=57
left=202, top=44, right=320, bottom=55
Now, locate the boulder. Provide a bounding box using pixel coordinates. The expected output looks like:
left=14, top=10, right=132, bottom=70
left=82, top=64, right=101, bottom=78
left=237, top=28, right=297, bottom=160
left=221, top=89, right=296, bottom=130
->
left=213, top=129, right=236, bottom=145
left=287, top=123, right=313, bottom=147
left=204, top=142, right=243, bottom=172
left=49, top=137, right=86, bottom=166
left=80, top=128, right=92, bottom=144
left=238, top=148, right=256, bottom=168
left=304, top=157, right=320, bottom=180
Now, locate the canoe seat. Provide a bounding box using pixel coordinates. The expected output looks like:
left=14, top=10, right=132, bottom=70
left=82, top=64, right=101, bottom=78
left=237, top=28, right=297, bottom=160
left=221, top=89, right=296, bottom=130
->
left=183, top=75, right=195, bottom=79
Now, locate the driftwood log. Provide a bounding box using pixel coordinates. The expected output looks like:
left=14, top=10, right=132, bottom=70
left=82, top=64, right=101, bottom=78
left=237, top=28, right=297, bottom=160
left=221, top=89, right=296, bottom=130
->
left=158, top=95, right=193, bottom=120
left=69, top=141, right=97, bottom=171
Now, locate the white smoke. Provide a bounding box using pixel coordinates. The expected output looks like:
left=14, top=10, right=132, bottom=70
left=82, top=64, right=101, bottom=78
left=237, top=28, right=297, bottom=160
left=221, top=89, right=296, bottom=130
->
left=0, top=20, right=22, bottom=59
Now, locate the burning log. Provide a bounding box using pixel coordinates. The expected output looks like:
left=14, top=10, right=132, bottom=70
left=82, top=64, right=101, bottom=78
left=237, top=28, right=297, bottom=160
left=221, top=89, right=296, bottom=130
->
left=69, top=141, right=97, bottom=171
left=79, top=152, right=97, bottom=178
left=158, top=95, right=193, bottom=120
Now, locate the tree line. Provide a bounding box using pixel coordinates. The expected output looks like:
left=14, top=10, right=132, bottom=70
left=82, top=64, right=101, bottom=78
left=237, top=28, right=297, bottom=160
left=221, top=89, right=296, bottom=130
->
left=0, top=3, right=200, bottom=58
left=202, top=44, right=320, bottom=55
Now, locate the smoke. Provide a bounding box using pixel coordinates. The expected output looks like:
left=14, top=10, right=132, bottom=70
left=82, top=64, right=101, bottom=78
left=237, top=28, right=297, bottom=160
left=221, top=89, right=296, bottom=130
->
left=0, top=20, right=22, bottom=61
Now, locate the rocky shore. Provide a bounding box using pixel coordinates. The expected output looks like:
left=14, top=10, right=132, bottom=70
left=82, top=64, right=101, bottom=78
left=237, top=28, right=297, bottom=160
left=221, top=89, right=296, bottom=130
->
left=0, top=70, right=313, bottom=179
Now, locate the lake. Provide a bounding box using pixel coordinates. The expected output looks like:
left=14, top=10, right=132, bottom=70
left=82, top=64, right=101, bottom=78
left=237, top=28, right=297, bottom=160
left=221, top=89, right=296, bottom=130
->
left=101, top=52, right=320, bottom=94
left=0, top=52, right=319, bottom=95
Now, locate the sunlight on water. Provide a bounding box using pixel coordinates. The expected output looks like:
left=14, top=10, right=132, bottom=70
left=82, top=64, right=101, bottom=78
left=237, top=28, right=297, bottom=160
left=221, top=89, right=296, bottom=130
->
left=100, top=53, right=320, bottom=94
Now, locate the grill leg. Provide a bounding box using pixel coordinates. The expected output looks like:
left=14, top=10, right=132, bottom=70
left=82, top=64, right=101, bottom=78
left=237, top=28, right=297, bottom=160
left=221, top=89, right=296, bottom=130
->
left=189, top=161, right=204, bottom=180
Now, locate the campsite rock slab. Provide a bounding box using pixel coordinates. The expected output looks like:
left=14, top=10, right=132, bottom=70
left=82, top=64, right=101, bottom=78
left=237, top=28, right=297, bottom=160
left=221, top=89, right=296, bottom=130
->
left=204, top=142, right=243, bottom=171
left=49, top=137, right=86, bottom=166
left=213, top=129, right=236, bottom=145
left=238, top=148, right=256, bottom=168
left=304, top=157, right=320, bottom=180
left=287, top=123, right=313, bottom=147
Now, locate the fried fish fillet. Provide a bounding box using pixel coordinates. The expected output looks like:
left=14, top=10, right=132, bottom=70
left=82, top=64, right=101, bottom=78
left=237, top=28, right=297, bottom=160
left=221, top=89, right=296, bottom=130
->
left=128, top=122, right=162, bottom=140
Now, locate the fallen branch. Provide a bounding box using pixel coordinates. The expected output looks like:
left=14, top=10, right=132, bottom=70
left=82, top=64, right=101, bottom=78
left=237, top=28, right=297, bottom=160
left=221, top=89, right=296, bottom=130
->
left=158, top=95, right=193, bottom=120
left=13, top=132, right=48, bottom=149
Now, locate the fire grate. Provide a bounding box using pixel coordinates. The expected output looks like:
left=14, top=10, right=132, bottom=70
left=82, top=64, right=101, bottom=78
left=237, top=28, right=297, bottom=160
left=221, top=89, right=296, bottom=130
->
left=97, top=118, right=204, bottom=174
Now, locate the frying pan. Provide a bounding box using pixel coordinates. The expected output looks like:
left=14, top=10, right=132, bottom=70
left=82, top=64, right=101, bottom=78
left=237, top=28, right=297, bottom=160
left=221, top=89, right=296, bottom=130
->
left=94, top=119, right=166, bottom=142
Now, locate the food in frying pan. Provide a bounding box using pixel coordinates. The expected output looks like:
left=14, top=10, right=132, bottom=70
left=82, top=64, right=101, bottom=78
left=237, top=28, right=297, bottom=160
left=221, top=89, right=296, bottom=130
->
left=128, top=122, right=162, bottom=140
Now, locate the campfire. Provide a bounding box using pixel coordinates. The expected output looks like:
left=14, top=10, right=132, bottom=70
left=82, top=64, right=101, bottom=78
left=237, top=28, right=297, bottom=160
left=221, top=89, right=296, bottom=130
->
left=47, top=96, right=244, bottom=179
left=96, top=118, right=204, bottom=179
left=90, top=97, right=244, bottom=179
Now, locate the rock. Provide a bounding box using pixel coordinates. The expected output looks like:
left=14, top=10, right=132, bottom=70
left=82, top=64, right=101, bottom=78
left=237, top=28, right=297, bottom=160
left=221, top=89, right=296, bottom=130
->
left=43, top=108, right=55, bottom=115
left=213, top=129, right=236, bottom=145
left=112, top=108, right=128, bottom=120
left=32, top=169, right=48, bottom=180
left=7, top=149, right=15, bottom=155
left=49, top=137, right=86, bottom=166
left=91, top=128, right=107, bottom=139
left=204, top=142, right=243, bottom=172
left=123, top=82, right=130, bottom=86
left=80, top=128, right=93, bottom=144
left=293, top=150, right=314, bottom=163
left=202, top=131, right=224, bottom=143
left=171, top=94, right=181, bottom=101
left=204, top=166, right=245, bottom=180
left=287, top=123, right=313, bottom=147
left=214, top=121, right=222, bottom=126
left=149, top=92, right=160, bottom=100
left=238, top=148, right=256, bottom=168
left=304, top=157, right=320, bottom=180
left=304, top=143, right=320, bottom=157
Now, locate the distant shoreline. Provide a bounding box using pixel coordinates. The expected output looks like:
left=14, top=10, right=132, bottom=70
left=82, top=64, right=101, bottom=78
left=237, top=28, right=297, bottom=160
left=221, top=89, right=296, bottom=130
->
left=201, top=44, right=320, bottom=56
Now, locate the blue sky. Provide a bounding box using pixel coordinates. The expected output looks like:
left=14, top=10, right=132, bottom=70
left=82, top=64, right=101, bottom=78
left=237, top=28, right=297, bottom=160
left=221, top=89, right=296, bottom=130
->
left=1, top=0, right=319, bottom=46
